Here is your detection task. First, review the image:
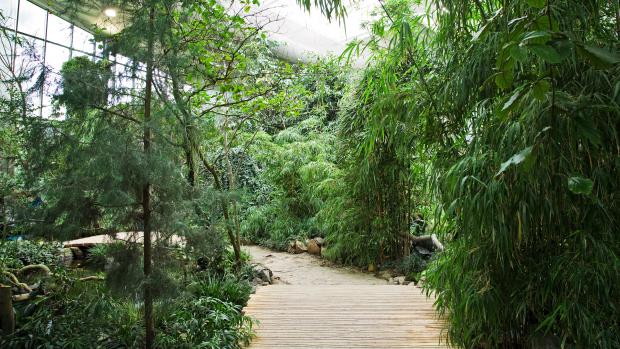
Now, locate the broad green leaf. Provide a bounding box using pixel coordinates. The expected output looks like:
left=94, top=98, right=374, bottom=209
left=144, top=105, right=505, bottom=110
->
left=529, top=44, right=563, bottom=64
left=580, top=45, right=620, bottom=68
left=509, top=45, right=528, bottom=62
left=526, top=0, right=545, bottom=8
left=568, top=176, right=593, bottom=195
left=496, top=146, right=533, bottom=176
left=531, top=80, right=550, bottom=100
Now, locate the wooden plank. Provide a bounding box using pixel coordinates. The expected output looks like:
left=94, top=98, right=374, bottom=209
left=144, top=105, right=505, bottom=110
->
left=244, top=285, right=451, bottom=348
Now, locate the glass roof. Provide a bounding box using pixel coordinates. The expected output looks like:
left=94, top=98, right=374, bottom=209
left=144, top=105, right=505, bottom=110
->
left=31, top=0, right=388, bottom=66
left=232, top=0, right=378, bottom=66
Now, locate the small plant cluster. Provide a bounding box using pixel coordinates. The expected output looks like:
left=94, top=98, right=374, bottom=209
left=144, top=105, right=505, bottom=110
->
left=1, top=243, right=256, bottom=349
left=0, top=240, right=62, bottom=269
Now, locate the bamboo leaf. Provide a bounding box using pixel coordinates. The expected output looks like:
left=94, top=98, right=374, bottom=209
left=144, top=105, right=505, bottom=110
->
left=502, top=89, right=521, bottom=111
left=579, top=44, right=620, bottom=68
left=495, top=146, right=533, bottom=176
left=568, top=176, right=593, bottom=195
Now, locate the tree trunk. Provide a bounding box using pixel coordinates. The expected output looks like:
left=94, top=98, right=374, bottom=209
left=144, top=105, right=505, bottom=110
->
left=193, top=143, right=242, bottom=264
left=0, top=285, right=14, bottom=335
left=143, top=5, right=156, bottom=349
left=222, top=114, right=242, bottom=263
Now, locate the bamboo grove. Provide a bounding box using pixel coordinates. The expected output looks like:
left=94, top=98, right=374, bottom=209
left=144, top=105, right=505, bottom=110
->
left=336, top=0, right=620, bottom=347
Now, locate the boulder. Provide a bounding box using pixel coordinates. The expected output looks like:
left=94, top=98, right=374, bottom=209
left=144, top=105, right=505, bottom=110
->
left=367, top=263, right=376, bottom=273
left=378, top=271, right=392, bottom=281
left=415, top=246, right=432, bottom=256
left=258, top=268, right=273, bottom=284
left=307, top=239, right=321, bottom=255
left=394, top=276, right=406, bottom=285
left=60, top=248, right=74, bottom=266
left=69, top=247, right=84, bottom=259
left=314, top=237, right=325, bottom=246
left=287, top=240, right=307, bottom=254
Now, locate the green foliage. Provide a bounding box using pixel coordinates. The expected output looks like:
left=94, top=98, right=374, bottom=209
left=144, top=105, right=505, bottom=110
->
left=402, top=0, right=620, bottom=347
left=156, top=297, right=253, bottom=349
left=55, top=57, right=112, bottom=115
left=186, top=273, right=252, bottom=307
left=241, top=58, right=347, bottom=250
left=0, top=240, right=62, bottom=269
left=85, top=243, right=110, bottom=269
left=1, top=259, right=254, bottom=349
left=395, top=253, right=427, bottom=278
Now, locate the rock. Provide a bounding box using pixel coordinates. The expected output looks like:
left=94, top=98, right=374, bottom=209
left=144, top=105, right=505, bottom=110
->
left=415, top=245, right=432, bottom=256
left=314, top=237, right=325, bottom=246
left=69, top=247, right=84, bottom=259
left=367, top=263, right=376, bottom=272
left=60, top=248, right=74, bottom=266
left=261, top=281, right=269, bottom=286
left=378, top=271, right=392, bottom=281
left=307, top=239, right=321, bottom=255
left=258, top=268, right=273, bottom=284
left=395, top=276, right=406, bottom=285
left=287, top=240, right=307, bottom=254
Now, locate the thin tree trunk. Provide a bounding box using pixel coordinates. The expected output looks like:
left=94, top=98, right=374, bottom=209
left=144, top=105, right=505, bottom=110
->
left=222, top=114, right=242, bottom=261
left=0, top=285, right=14, bottom=335
left=192, top=140, right=242, bottom=264
left=143, top=5, right=155, bottom=349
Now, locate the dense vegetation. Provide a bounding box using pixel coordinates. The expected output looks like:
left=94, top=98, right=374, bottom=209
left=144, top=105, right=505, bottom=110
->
left=1, top=0, right=618, bottom=348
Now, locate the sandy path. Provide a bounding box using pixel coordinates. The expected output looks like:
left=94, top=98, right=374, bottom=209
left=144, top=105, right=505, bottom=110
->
left=242, top=245, right=386, bottom=285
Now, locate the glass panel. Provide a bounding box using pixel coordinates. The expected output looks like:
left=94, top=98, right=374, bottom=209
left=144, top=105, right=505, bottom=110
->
left=0, top=0, right=19, bottom=31
left=46, top=13, right=72, bottom=46
left=44, top=42, right=70, bottom=74
left=42, top=71, right=65, bottom=119
left=72, top=26, right=93, bottom=54
left=71, top=49, right=87, bottom=58
left=17, top=1, right=47, bottom=39
left=0, top=31, right=15, bottom=75
left=94, top=40, right=105, bottom=58
left=0, top=35, right=10, bottom=99
left=14, top=35, right=44, bottom=90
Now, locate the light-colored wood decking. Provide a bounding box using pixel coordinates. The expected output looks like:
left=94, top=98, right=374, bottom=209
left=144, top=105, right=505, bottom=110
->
left=244, top=285, right=450, bottom=349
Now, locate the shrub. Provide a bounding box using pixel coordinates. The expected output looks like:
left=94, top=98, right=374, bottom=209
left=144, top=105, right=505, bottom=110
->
left=0, top=240, right=63, bottom=269
left=187, top=273, right=252, bottom=307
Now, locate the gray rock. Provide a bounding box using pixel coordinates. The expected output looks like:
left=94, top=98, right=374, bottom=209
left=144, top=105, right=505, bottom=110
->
left=378, top=271, right=392, bottom=281
left=314, top=237, right=325, bottom=246
left=415, top=246, right=432, bottom=256
left=60, top=248, right=74, bottom=266
left=258, top=268, right=273, bottom=284
left=395, top=276, right=406, bottom=285
left=287, top=240, right=307, bottom=254
left=69, top=246, right=84, bottom=259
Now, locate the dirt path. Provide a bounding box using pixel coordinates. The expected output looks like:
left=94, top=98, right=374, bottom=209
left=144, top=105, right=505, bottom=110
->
left=242, top=245, right=386, bottom=285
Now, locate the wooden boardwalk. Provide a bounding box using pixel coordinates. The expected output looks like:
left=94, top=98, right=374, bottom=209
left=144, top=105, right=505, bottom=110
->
left=244, top=285, right=450, bottom=349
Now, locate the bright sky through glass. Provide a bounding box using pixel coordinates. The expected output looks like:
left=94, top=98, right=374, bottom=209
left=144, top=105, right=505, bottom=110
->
left=234, top=0, right=379, bottom=66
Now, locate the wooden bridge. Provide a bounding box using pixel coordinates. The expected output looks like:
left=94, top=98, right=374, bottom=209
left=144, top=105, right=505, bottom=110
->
left=244, top=284, right=451, bottom=348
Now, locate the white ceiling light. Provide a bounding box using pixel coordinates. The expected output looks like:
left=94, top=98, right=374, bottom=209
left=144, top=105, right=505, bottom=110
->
left=103, top=8, right=117, bottom=18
